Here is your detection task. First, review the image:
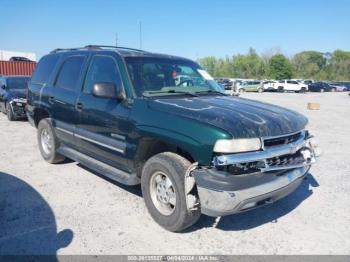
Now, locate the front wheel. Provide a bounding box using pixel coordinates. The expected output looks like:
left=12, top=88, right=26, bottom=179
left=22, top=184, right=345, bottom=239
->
left=37, top=118, right=65, bottom=164
left=257, top=88, right=263, bottom=93
left=331, top=88, right=336, bottom=92
left=141, top=152, right=201, bottom=232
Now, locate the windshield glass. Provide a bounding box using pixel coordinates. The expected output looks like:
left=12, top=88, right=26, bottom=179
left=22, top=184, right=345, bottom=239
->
left=125, top=57, right=223, bottom=97
left=7, top=77, right=30, bottom=90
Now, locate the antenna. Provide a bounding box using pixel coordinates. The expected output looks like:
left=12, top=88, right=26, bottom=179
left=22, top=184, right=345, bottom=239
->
left=139, top=21, right=143, bottom=49
left=115, top=33, right=118, bottom=47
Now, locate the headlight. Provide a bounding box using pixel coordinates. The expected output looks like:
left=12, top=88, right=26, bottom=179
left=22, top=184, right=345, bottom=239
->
left=213, top=138, right=262, bottom=153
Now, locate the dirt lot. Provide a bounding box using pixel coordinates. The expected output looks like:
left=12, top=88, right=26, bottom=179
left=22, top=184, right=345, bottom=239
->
left=0, top=92, right=349, bottom=255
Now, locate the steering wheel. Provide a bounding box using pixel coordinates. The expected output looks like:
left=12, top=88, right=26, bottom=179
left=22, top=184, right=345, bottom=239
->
left=177, top=79, right=194, bottom=87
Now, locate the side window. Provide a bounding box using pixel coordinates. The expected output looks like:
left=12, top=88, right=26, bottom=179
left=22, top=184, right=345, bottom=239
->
left=31, top=55, right=60, bottom=84
left=55, top=56, right=86, bottom=90
left=83, top=55, right=122, bottom=94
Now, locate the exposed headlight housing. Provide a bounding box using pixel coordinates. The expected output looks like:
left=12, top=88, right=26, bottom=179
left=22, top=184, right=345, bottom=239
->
left=213, top=138, right=262, bottom=153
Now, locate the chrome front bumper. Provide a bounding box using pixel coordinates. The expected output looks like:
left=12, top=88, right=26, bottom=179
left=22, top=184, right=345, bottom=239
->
left=194, top=166, right=309, bottom=216
left=193, top=131, right=320, bottom=217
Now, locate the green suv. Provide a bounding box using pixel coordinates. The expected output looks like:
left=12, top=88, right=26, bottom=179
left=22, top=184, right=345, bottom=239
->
left=26, top=45, right=319, bottom=232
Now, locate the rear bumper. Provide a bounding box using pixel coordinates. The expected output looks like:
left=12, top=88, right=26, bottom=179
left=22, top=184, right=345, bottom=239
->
left=193, top=166, right=309, bottom=217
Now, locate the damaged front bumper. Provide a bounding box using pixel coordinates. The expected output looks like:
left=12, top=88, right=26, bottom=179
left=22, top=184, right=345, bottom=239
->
left=192, top=130, right=320, bottom=217
left=9, top=98, right=27, bottom=118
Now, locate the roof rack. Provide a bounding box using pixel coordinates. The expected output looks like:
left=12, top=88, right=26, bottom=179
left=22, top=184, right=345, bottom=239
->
left=50, top=45, right=147, bottom=54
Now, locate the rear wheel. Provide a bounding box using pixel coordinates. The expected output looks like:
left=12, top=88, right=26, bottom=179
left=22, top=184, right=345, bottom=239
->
left=257, top=88, right=263, bottom=93
left=6, top=103, right=15, bottom=121
left=239, top=88, right=245, bottom=93
left=141, top=152, right=201, bottom=232
left=320, top=88, right=325, bottom=93
left=37, top=118, right=65, bottom=164
left=331, top=87, right=336, bottom=92
left=278, top=86, right=284, bottom=93
left=300, top=87, right=307, bottom=93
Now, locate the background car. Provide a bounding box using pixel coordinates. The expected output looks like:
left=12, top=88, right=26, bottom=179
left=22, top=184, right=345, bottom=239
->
left=329, top=82, right=349, bottom=92
left=9, top=56, right=33, bottom=62
left=0, top=75, right=29, bottom=120
left=274, top=80, right=308, bottom=93
left=263, top=80, right=277, bottom=91
left=308, top=82, right=335, bottom=92
left=237, top=80, right=263, bottom=92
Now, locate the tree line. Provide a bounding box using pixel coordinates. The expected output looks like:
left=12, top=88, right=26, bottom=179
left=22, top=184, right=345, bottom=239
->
left=197, top=48, right=350, bottom=81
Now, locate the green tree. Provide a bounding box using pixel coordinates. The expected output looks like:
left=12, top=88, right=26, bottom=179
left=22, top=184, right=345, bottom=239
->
left=292, top=51, right=326, bottom=80
left=268, top=54, right=293, bottom=80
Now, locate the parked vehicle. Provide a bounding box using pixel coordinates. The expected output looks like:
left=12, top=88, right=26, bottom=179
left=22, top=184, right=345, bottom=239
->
left=329, top=82, right=348, bottom=92
left=27, top=45, right=319, bottom=232
left=237, top=80, right=263, bottom=92
left=0, top=76, right=29, bottom=120
left=308, top=82, right=335, bottom=92
left=262, top=80, right=277, bottom=91
left=216, top=78, right=233, bottom=90
left=9, top=56, right=34, bottom=62
left=274, top=80, right=308, bottom=93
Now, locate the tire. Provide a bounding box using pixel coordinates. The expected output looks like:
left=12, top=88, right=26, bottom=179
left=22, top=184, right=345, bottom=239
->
left=320, top=88, right=325, bottom=93
left=278, top=86, right=284, bottom=93
left=300, top=87, right=307, bottom=93
left=239, top=88, right=245, bottom=93
left=331, top=88, right=336, bottom=92
left=257, top=88, right=263, bottom=93
left=141, top=152, right=201, bottom=232
left=6, top=103, right=15, bottom=121
left=37, top=118, right=65, bottom=164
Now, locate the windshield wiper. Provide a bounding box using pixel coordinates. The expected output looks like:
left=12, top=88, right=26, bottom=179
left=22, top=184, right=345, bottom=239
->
left=194, top=90, right=227, bottom=96
left=146, top=90, right=199, bottom=97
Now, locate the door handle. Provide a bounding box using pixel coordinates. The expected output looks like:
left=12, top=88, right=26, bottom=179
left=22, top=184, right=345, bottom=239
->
left=76, top=102, right=84, bottom=111
left=48, top=96, right=55, bottom=104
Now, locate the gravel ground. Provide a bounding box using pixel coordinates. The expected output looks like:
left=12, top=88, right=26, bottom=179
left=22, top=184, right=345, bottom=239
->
left=0, top=92, right=349, bottom=255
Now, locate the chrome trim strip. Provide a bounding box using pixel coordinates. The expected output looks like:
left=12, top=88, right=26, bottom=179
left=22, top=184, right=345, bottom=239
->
left=111, top=133, right=126, bottom=141
left=55, top=126, right=125, bottom=154
left=75, top=133, right=124, bottom=153
left=56, top=127, right=74, bottom=136
left=213, top=133, right=308, bottom=166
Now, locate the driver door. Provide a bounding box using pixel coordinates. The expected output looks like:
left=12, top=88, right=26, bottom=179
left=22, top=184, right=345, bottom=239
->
left=75, top=54, right=130, bottom=171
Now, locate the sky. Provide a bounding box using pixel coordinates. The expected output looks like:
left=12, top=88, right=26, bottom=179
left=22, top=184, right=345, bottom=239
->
left=1, top=0, right=349, bottom=60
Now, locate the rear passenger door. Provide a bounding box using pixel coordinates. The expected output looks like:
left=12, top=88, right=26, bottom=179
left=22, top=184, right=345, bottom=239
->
left=49, top=55, right=88, bottom=148
left=75, top=54, right=130, bottom=171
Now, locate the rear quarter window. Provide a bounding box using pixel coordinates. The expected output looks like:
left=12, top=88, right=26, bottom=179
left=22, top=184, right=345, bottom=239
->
left=31, top=55, right=60, bottom=85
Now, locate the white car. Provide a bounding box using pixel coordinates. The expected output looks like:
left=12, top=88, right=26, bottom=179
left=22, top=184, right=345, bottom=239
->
left=274, top=80, right=308, bottom=93
left=263, top=81, right=277, bottom=91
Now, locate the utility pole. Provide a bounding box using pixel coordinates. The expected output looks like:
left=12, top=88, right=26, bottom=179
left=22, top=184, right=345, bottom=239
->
left=115, top=33, right=118, bottom=47
left=139, top=21, right=143, bottom=49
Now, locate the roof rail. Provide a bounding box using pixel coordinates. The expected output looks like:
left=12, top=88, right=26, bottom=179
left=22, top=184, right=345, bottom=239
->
left=50, top=45, right=148, bottom=54
left=85, top=45, right=148, bottom=53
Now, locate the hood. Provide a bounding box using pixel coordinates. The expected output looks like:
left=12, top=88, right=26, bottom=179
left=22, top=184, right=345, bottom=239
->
left=148, top=95, right=308, bottom=138
left=8, top=89, right=27, bottom=99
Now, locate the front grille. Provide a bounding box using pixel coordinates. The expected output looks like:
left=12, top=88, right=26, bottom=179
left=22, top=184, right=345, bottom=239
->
left=265, top=151, right=305, bottom=170
left=263, top=132, right=302, bottom=148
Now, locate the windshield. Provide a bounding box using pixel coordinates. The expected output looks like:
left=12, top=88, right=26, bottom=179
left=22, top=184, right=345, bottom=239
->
left=125, top=57, right=223, bottom=97
left=7, top=77, right=30, bottom=90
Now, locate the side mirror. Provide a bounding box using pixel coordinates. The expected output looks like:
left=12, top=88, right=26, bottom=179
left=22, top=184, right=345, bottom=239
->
left=92, top=82, right=125, bottom=101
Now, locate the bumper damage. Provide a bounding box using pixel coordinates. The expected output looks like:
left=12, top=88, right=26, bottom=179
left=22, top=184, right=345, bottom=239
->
left=192, top=130, right=320, bottom=217
left=9, top=98, right=27, bottom=119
